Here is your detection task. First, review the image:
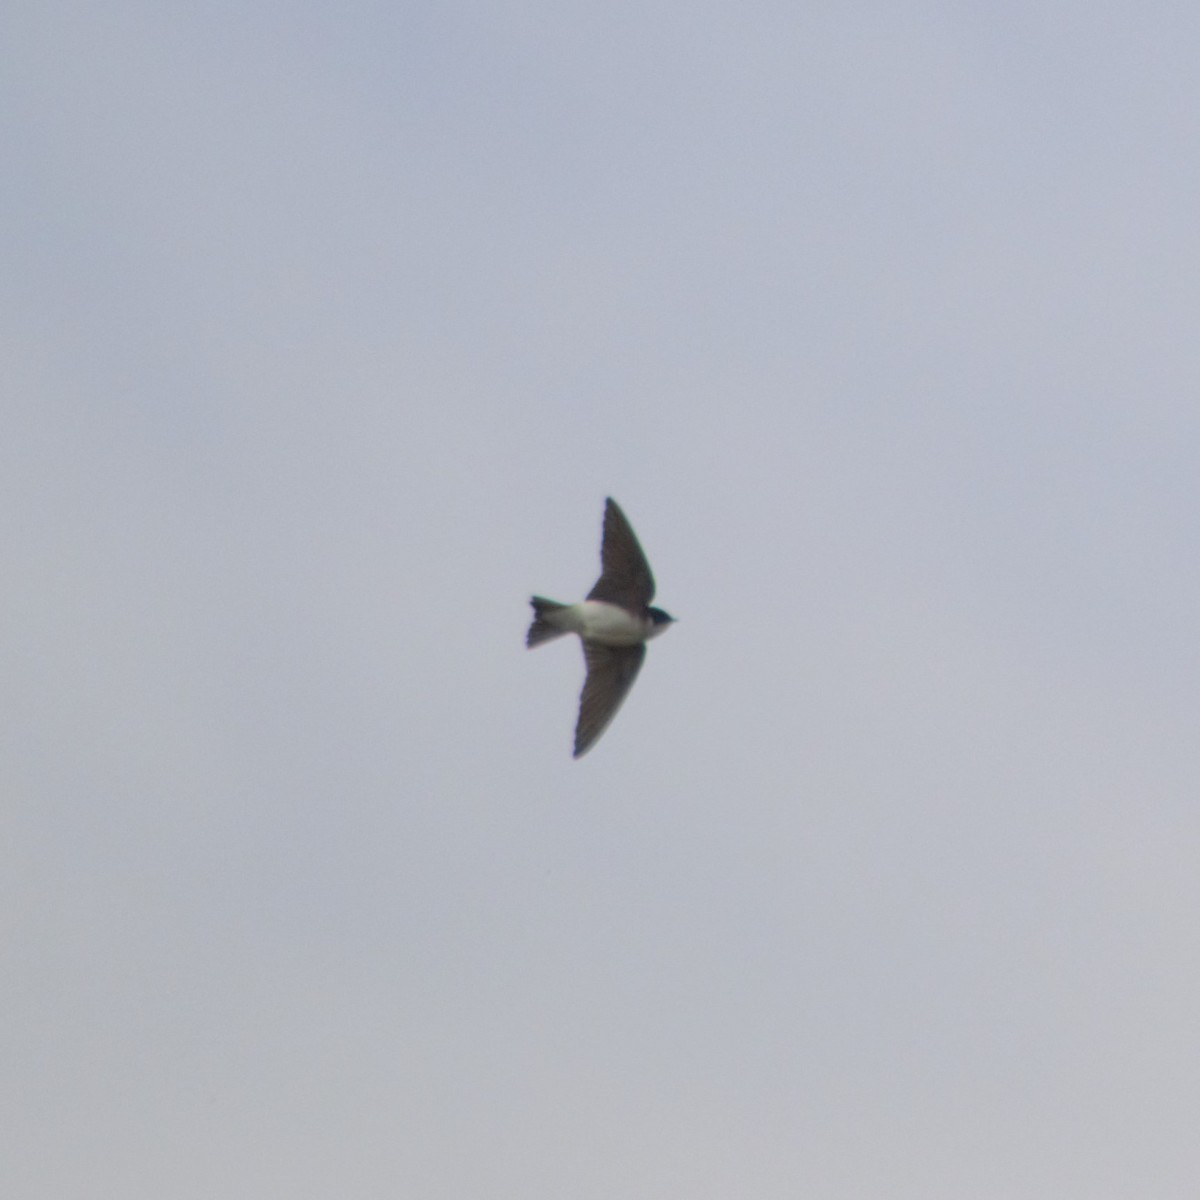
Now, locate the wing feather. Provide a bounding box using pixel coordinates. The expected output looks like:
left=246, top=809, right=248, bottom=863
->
left=573, top=642, right=646, bottom=757
left=586, top=498, right=655, bottom=608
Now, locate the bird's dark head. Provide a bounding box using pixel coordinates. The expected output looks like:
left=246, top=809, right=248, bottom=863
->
left=648, top=606, right=675, bottom=627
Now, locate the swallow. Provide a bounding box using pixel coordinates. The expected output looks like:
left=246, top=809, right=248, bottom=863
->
left=527, top=498, right=675, bottom=757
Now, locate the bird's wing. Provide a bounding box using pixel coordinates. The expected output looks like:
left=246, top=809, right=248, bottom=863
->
left=586, top=497, right=656, bottom=608
left=573, top=642, right=646, bottom=757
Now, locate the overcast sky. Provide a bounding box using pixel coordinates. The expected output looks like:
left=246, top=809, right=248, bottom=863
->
left=5, top=3, right=1200, bottom=1197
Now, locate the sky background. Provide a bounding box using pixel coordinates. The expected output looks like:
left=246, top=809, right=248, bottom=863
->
left=5, top=2, right=1200, bottom=1197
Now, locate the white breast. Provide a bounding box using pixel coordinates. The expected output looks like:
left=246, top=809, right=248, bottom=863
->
left=577, top=600, right=650, bottom=645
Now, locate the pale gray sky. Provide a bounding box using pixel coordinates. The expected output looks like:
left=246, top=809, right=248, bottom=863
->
left=5, top=3, right=1200, bottom=1197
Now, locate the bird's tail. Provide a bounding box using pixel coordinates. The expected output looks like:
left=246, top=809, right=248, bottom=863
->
left=527, top=597, right=571, bottom=647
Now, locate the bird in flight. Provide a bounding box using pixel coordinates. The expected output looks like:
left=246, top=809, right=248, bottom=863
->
left=527, top=498, right=675, bottom=757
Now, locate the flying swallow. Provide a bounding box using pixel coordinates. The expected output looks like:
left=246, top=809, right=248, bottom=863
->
left=527, top=498, right=675, bottom=757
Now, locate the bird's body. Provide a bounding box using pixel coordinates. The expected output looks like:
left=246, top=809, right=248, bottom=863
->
left=529, top=598, right=668, bottom=647
left=527, top=499, right=674, bottom=757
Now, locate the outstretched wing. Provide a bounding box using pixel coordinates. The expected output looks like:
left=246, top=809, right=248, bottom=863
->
left=586, top=498, right=656, bottom=609
left=573, top=641, right=646, bottom=757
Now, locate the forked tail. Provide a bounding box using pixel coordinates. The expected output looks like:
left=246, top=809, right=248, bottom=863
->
left=526, top=596, right=570, bottom=647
